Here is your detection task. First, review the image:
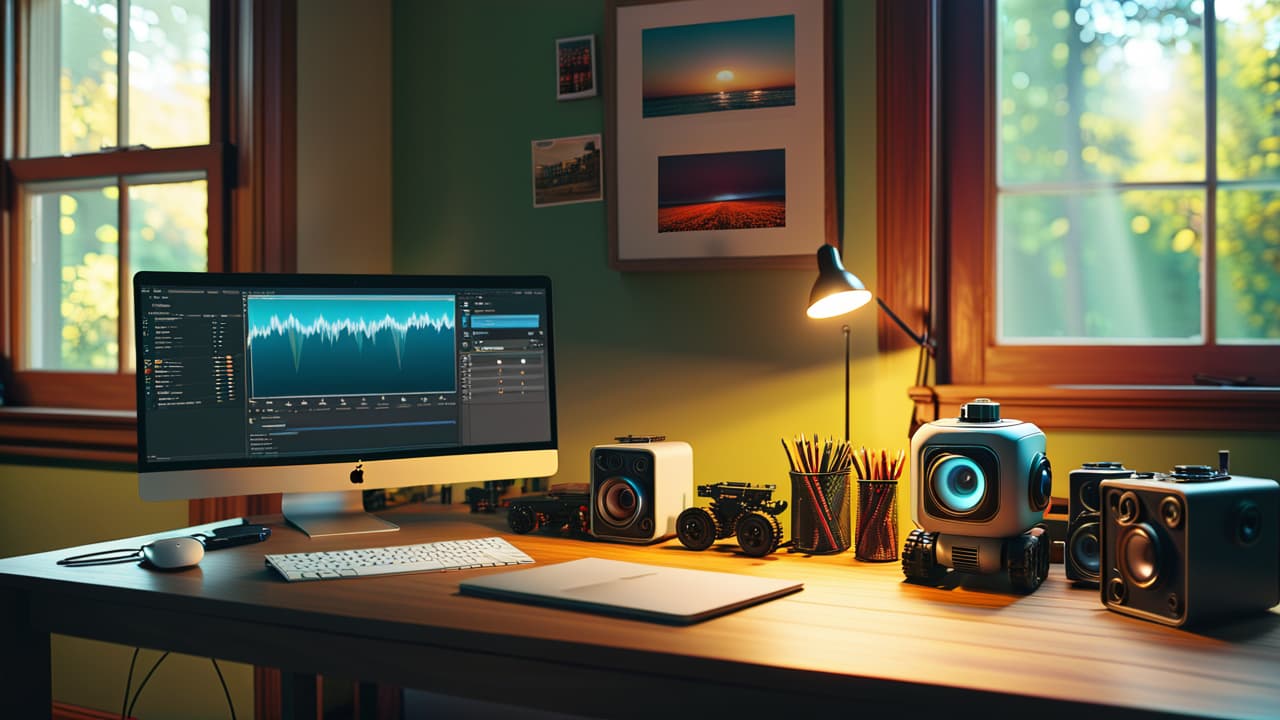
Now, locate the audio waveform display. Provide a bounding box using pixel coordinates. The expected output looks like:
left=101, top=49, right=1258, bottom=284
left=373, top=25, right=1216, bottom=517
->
left=246, top=295, right=456, bottom=398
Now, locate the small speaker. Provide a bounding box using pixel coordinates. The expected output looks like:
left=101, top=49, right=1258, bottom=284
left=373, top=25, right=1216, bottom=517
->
left=590, top=440, right=691, bottom=543
left=1100, top=471, right=1279, bottom=627
left=1066, top=462, right=1132, bottom=584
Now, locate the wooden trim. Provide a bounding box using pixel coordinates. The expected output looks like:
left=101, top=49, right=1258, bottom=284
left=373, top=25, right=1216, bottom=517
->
left=876, top=0, right=933, bottom=352
left=938, top=0, right=988, bottom=384
left=5, top=371, right=134, bottom=410
left=0, top=407, right=136, bottom=464
left=8, top=145, right=225, bottom=182
left=909, top=384, right=1280, bottom=431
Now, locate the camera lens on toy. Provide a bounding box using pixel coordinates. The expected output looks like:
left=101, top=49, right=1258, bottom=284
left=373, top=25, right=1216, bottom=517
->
left=1028, top=453, right=1052, bottom=511
left=929, top=453, right=987, bottom=515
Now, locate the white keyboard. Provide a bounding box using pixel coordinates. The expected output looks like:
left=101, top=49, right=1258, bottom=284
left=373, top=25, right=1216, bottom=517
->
left=264, top=536, right=534, bottom=582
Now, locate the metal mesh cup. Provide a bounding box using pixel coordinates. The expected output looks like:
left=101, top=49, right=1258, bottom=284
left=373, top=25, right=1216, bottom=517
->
left=790, top=471, right=851, bottom=554
left=855, top=480, right=899, bottom=562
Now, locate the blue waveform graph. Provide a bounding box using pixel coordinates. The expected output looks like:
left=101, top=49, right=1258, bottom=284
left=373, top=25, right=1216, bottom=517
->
left=246, top=295, right=456, bottom=398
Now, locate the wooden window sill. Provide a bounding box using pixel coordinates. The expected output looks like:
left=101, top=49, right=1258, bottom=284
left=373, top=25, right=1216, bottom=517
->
left=0, top=407, right=137, bottom=466
left=910, top=384, right=1280, bottom=432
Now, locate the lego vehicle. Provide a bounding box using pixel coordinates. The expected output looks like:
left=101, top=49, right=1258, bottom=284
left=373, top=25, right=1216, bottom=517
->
left=902, top=398, right=1052, bottom=593
left=466, top=480, right=516, bottom=513
left=676, top=481, right=788, bottom=558
left=507, top=486, right=591, bottom=537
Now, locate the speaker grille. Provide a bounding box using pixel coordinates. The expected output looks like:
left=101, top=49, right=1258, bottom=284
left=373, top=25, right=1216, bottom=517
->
left=952, top=545, right=980, bottom=573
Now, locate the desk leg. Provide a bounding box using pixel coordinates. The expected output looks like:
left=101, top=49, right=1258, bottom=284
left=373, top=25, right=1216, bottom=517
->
left=0, top=588, right=51, bottom=718
left=280, top=671, right=321, bottom=719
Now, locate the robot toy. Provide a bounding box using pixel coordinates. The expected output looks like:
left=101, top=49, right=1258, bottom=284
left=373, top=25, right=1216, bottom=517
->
left=902, top=398, right=1053, bottom=593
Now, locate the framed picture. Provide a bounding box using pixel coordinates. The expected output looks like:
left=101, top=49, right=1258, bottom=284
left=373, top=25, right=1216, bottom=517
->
left=556, top=34, right=598, bottom=100
left=532, top=134, right=604, bottom=207
left=606, top=0, right=835, bottom=270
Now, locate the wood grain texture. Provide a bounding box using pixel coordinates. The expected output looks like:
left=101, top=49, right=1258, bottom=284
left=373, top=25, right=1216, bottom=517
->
left=1, top=505, right=1276, bottom=718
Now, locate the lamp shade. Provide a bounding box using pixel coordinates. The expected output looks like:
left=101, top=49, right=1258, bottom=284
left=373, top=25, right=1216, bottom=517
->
left=807, top=244, right=872, bottom=319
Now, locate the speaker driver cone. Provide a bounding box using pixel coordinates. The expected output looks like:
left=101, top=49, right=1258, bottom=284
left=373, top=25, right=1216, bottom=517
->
left=1119, top=524, right=1162, bottom=589
left=1068, top=520, right=1101, bottom=579
left=596, top=476, right=644, bottom=528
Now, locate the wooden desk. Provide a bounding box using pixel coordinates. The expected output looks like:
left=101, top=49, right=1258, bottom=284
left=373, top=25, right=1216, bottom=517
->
left=2, top=505, right=1278, bottom=719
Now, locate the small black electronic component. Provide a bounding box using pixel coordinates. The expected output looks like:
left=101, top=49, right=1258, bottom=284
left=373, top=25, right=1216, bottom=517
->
left=614, top=434, right=666, bottom=443
left=507, top=488, right=591, bottom=536
left=676, top=481, right=788, bottom=557
left=203, top=524, right=271, bottom=550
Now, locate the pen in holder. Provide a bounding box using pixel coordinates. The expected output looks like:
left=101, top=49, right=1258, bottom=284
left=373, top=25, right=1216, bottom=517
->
left=781, top=435, right=853, bottom=555
left=852, top=447, right=904, bottom=562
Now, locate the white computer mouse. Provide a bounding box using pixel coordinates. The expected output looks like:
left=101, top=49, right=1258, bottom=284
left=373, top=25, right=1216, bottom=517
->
left=141, top=536, right=205, bottom=570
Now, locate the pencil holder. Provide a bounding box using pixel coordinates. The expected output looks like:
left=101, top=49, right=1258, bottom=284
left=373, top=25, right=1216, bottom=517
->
left=855, top=480, right=899, bottom=562
left=790, top=470, right=851, bottom=554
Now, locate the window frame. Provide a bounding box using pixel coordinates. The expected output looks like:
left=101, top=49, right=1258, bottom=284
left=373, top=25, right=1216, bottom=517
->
left=881, top=0, right=1280, bottom=431
left=0, top=0, right=297, bottom=462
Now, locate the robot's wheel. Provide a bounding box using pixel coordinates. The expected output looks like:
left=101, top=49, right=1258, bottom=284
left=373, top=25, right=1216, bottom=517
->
left=573, top=506, right=590, bottom=536
left=902, top=529, right=948, bottom=584
left=507, top=504, right=539, bottom=535
left=736, top=511, right=783, bottom=558
left=1008, top=525, right=1050, bottom=594
left=676, top=507, right=720, bottom=551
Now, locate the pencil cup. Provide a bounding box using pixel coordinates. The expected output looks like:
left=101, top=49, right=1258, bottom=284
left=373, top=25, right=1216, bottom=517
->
left=855, top=480, right=899, bottom=562
left=789, top=470, right=851, bottom=554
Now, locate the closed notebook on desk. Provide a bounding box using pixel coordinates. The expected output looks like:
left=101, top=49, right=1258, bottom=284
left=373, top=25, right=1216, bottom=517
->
left=458, top=557, right=803, bottom=625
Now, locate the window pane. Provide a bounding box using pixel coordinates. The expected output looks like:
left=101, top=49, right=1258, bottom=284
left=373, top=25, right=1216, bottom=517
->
left=1217, top=188, right=1280, bottom=342
left=45, top=0, right=120, bottom=155
left=25, top=0, right=210, bottom=157
left=999, top=190, right=1204, bottom=342
left=128, top=0, right=211, bottom=148
left=24, top=181, right=120, bottom=371
left=997, top=0, right=1205, bottom=186
left=1216, top=0, right=1280, bottom=181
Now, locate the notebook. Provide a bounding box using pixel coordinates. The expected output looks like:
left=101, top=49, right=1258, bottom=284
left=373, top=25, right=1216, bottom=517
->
left=458, top=557, right=803, bottom=625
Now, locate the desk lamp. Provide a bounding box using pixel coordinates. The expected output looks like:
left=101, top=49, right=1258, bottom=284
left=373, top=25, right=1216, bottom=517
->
left=806, top=244, right=933, bottom=441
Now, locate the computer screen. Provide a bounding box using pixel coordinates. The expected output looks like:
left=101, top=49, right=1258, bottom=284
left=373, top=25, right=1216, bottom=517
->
left=134, top=271, right=558, bottom=536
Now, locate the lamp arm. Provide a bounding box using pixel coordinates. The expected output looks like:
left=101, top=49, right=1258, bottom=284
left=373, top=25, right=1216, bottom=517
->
left=876, top=298, right=934, bottom=353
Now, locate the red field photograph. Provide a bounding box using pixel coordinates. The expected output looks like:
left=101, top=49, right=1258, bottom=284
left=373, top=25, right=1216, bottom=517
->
left=657, top=148, right=786, bottom=233
left=657, top=198, right=785, bottom=232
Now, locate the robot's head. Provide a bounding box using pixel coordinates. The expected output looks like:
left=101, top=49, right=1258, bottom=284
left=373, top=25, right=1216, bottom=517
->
left=910, top=398, right=1051, bottom=538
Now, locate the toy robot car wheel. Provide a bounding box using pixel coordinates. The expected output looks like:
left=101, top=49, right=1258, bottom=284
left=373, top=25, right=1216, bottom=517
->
left=736, top=511, right=783, bottom=558
left=574, top=506, right=590, bottom=536
left=1007, top=525, right=1049, bottom=594
left=676, top=507, right=720, bottom=551
left=507, top=504, right=539, bottom=535
left=902, top=529, right=948, bottom=584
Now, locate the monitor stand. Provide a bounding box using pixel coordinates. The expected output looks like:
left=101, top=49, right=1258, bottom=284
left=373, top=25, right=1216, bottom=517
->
left=281, top=491, right=400, bottom=538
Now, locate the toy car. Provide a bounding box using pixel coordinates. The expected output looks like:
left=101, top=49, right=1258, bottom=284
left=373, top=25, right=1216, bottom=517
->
left=676, top=481, right=788, bottom=558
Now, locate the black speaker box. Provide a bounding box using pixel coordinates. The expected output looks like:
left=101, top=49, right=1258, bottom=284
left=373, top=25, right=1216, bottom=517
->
left=1066, top=462, right=1132, bottom=584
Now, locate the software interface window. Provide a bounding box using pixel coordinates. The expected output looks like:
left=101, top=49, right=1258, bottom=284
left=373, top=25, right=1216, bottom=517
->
left=137, top=283, right=553, bottom=467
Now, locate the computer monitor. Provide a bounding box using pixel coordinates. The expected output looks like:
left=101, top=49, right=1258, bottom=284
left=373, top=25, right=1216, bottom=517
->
left=134, top=271, right=558, bottom=537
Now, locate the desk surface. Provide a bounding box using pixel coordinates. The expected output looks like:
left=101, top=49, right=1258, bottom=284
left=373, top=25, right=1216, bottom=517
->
left=2, top=504, right=1278, bottom=719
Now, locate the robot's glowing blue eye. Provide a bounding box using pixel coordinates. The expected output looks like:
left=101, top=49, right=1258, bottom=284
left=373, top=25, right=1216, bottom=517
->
left=929, top=454, right=987, bottom=514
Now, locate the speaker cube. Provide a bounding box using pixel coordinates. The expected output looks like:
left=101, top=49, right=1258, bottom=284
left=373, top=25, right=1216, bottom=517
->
left=1100, top=474, right=1279, bottom=627
left=590, top=441, right=691, bottom=543
left=1066, top=462, right=1132, bottom=584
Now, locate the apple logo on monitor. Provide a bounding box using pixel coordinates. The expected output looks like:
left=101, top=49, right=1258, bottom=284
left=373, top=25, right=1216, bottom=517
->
left=350, top=463, right=364, bottom=485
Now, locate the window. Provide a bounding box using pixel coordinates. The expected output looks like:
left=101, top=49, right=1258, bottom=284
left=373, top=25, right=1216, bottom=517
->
left=1, top=0, right=297, bottom=460
left=880, top=0, right=1280, bottom=430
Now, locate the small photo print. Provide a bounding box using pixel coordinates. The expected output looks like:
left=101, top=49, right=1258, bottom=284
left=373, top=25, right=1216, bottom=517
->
left=532, top=134, right=603, bottom=207
left=657, top=148, right=786, bottom=232
left=556, top=35, right=597, bottom=100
